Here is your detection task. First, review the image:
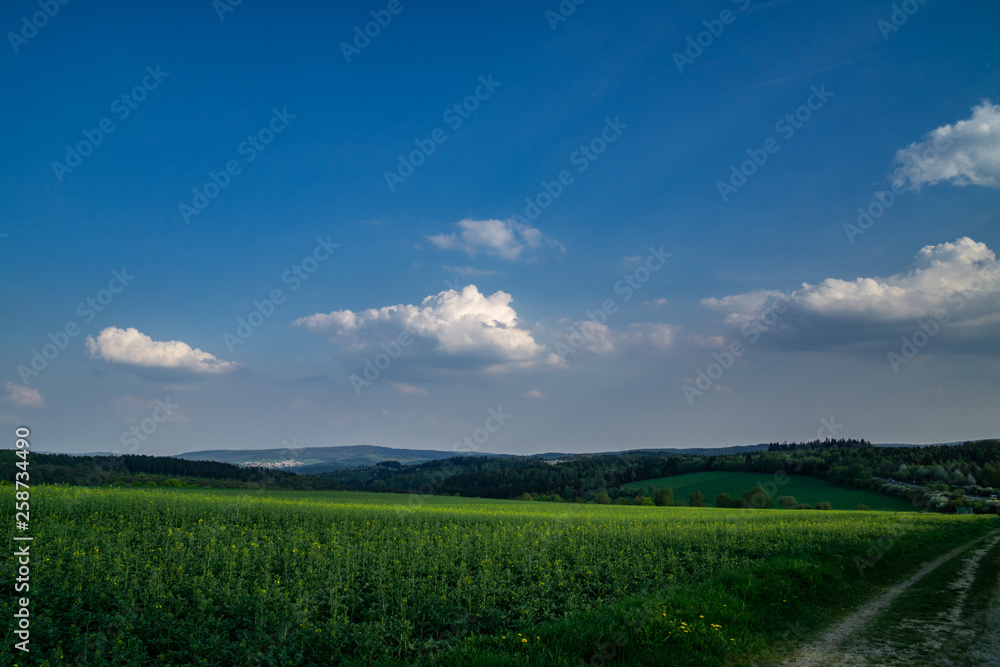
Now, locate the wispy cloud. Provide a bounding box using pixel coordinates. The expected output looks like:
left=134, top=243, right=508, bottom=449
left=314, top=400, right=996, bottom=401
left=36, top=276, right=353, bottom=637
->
left=442, top=265, right=506, bottom=277
left=3, top=383, right=45, bottom=408
left=727, top=52, right=880, bottom=94
left=391, top=382, right=428, bottom=396
left=427, top=218, right=561, bottom=261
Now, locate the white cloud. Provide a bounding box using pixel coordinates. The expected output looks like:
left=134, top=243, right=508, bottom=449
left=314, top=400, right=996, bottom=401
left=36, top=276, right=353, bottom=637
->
left=524, top=390, right=544, bottom=399
left=3, top=383, right=45, bottom=408
left=557, top=320, right=618, bottom=356
left=427, top=218, right=560, bottom=260
left=559, top=320, right=679, bottom=357
left=622, top=256, right=644, bottom=268
left=703, top=237, right=1000, bottom=348
left=644, top=298, right=669, bottom=307
left=442, top=265, right=506, bottom=277
left=293, top=285, right=553, bottom=370
left=391, top=382, right=428, bottom=396
left=890, top=101, right=1000, bottom=191
left=624, top=323, right=680, bottom=348
left=86, top=327, right=238, bottom=374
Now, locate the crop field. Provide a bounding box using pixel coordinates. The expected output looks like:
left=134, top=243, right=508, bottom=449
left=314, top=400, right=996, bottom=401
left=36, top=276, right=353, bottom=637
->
left=622, top=470, right=918, bottom=511
left=2, top=486, right=996, bottom=666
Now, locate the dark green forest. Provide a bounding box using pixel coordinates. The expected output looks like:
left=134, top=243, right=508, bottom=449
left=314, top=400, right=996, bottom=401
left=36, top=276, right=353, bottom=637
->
left=317, top=439, right=1000, bottom=513
left=0, top=451, right=339, bottom=490
left=6, top=440, right=999, bottom=513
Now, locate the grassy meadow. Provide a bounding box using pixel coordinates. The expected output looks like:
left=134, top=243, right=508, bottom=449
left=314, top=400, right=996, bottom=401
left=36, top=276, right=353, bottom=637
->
left=2, top=486, right=996, bottom=666
left=622, top=470, right=918, bottom=511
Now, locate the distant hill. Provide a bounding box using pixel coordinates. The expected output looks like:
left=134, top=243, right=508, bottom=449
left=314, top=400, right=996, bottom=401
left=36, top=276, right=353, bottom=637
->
left=172, top=444, right=774, bottom=472
left=172, top=441, right=984, bottom=472
left=174, top=444, right=499, bottom=472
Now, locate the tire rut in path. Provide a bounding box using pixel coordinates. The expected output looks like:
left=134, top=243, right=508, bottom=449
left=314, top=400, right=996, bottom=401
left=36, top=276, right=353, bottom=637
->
left=782, top=529, right=1000, bottom=667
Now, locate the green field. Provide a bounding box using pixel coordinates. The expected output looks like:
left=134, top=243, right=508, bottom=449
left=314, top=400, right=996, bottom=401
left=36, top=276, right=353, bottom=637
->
left=622, top=470, right=917, bottom=511
left=3, top=486, right=995, bottom=666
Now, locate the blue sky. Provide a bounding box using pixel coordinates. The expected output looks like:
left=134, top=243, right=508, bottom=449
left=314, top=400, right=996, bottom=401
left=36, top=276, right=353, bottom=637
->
left=2, top=0, right=999, bottom=456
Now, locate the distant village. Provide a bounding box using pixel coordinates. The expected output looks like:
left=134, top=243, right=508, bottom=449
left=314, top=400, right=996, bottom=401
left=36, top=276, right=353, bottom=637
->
left=241, top=460, right=308, bottom=469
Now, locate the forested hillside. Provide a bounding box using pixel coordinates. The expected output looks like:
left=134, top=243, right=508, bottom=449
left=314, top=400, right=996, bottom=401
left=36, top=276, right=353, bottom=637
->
left=319, top=439, right=1000, bottom=513
left=0, top=451, right=339, bottom=490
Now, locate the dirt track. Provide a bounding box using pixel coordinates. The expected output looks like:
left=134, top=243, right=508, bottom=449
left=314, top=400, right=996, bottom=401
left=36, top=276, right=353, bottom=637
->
left=782, top=530, right=1000, bottom=667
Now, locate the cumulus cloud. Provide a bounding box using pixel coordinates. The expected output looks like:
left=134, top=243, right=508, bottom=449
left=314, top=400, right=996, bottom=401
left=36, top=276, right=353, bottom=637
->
left=644, top=298, right=669, bottom=307
left=391, top=382, right=428, bottom=396
left=703, top=237, right=1000, bottom=349
left=86, top=327, right=238, bottom=374
left=524, top=390, right=544, bottom=399
left=3, top=383, right=45, bottom=408
left=293, top=285, right=555, bottom=370
left=890, top=101, right=1000, bottom=191
left=427, top=218, right=561, bottom=260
